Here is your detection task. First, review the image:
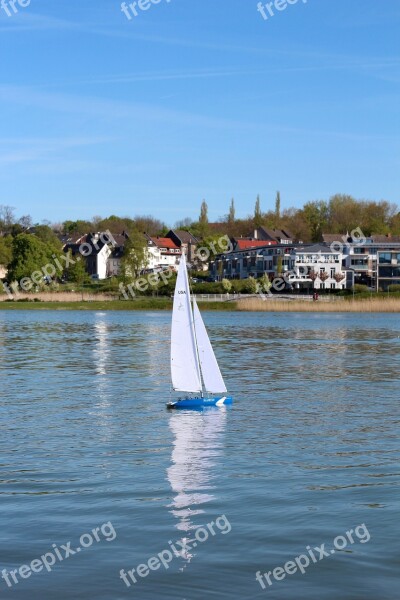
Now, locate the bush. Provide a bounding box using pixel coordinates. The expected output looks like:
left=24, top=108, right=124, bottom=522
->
left=388, top=284, right=400, bottom=293
left=222, top=278, right=232, bottom=292
left=352, top=284, right=369, bottom=294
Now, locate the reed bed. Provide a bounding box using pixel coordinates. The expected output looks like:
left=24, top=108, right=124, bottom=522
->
left=237, top=297, right=400, bottom=313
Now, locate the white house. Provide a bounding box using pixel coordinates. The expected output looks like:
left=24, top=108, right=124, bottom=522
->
left=145, top=236, right=181, bottom=271
left=292, top=244, right=347, bottom=290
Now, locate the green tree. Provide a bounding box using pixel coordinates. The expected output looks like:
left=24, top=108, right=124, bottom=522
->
left=33, top=225, right=62, bottom=254
left=198, top=200, right=209, bottom=239
left=245, top=276, right=258, bottom=294
left=254, top=195, right=262, bottom=228
left=258, top=273, right=272, bottom=294
left=63, top=219, right=94, bottom=234
left=222, top=278, right=232, bottom=292
left=228, top=198, right=235, bottom=223
left=120, top=231, right=147, bottom=282
left=0, top=236, right=12, bottom=266
left=67, top=252, right=90, bottom=285
left=7, top=234, right=54, bottom=282
left=302, top=200, right=329, bottom=242
left=275, top=191, right=281, bottom=220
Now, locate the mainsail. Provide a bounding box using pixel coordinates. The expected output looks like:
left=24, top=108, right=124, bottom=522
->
left=193, top=298, right=227, bottom=395
left=170, top=253, right=202, bottom=393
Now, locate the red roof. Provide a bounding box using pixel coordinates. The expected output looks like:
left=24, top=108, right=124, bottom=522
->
left=151, top=237, right=180, bottom=250
left=235, top=240, right=277, bottom=250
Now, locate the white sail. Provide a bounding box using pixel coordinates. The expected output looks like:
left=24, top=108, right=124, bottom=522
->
left=171, top=254, right=202, bottom=394
left=193, top=298, right=227, bottom=394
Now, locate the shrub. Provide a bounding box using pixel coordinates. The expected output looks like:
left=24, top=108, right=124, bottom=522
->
left=352, top=284, right=369, bottom=294
left=222, top=278, right=232, bottom=292
left=388, top=285, right=400, bottom=293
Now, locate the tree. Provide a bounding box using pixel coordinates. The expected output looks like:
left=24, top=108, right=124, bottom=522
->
left=67, top=252, right=90, bottom=285
left=0, top=205, right=15, bottom=232
left=120, top=231, right=147, bottom=281
left=62, top=219, right=94, bottom=234
left=245, top=276, right=258, bottom=294
left=174, top=217, right=193, bottom=230
left=302, top=200, right=329, bottom=242
left=198, top=200, right=209, bottom=239
left=228, top=198, right=235, bottom=223
left=7, top=234, right=54, bottom=282
left=222, top=278, right=232, bottom=292
left=276, top=255, right=283, bottom=275
left=0, top=236, right=12, bottom=266
left=32, top=225, right=62, bottom=254
left=254, top=195, right=262, bottom=228
left=18, top=215, right=33, bottom=230
left=258, top=273, right=272, bottom=293
left=133, top=215, right=166, bottom=236
left=275, top=191, right=281, bottom=220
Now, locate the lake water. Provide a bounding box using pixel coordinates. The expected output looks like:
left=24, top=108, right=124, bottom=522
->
left=0, top=310, right=399, bottom=600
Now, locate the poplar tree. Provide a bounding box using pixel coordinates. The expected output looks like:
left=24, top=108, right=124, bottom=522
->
left=254, top=195, right=262, bottom=228
left=228, top=198, right=235, bottom=223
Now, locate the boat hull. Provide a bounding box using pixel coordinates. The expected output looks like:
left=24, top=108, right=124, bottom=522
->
left=167, top=396, right=233, bottom=410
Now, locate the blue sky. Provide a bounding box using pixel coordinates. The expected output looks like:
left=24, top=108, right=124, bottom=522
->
left=0, top=0, right=399, bottom=226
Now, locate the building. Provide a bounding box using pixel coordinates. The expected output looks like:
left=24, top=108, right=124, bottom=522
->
left=165, top=230, right=199, bottom=264
left=145, top=236, right=181, bottom=271
left=322, top=233, right=400, bottom=289
left=377, top=250, right=400, bottom=290
left=106, top=233, right=129, bottom=277
left=0, top=265, right=7, bottom=280
left=252, top=227, right=293, bottom=244
left=210, top=242, right=351, bottom=291
left=63, top=232, right=126, bottom=280
left=291, top=244, right=350, bottom=291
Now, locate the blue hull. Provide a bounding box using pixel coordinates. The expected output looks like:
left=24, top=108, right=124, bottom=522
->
left=167, top=396, right=233, bottom=409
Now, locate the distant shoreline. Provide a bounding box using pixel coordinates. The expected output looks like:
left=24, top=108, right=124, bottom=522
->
left=1, top=297, right=400, bottom=312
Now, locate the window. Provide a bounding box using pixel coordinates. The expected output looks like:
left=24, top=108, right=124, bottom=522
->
left=331, top=268, right=335, bottom=278
left=379, top=253, right=391, bottom=264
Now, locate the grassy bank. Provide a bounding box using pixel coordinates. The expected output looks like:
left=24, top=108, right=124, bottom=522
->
left=237, top=297, right=400, bottom=312
left=0, top=298, right=236, bottom=311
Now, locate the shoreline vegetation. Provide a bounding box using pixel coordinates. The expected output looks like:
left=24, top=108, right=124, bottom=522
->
left=1, top=294, right=400, bottom=312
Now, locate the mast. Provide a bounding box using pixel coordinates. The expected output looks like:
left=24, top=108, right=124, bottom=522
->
left=192, top=298, right=227, bottom=395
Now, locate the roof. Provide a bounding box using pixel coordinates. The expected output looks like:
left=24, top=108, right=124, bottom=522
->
left=321, top=233, right=347, bottom=244
left=370, top=234, right=400, bottom=243
left=150, top=237, right=180, bottom=250
left=296, top=244, right=335, bottom=253
left=168, top=230, right=199, bottom=244
left=235, top=240, right=277, bottom=250
left=261, top=227, right=293, bottom=240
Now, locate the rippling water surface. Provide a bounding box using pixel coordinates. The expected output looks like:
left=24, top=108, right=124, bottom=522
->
left=0, top=310, right=399, bottom=599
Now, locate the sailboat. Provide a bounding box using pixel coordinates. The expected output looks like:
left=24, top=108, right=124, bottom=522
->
left=167, top=253, right=233, bottom=409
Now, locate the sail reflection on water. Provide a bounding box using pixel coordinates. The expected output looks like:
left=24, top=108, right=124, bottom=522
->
left=166, top=408, right=227, bottom=533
